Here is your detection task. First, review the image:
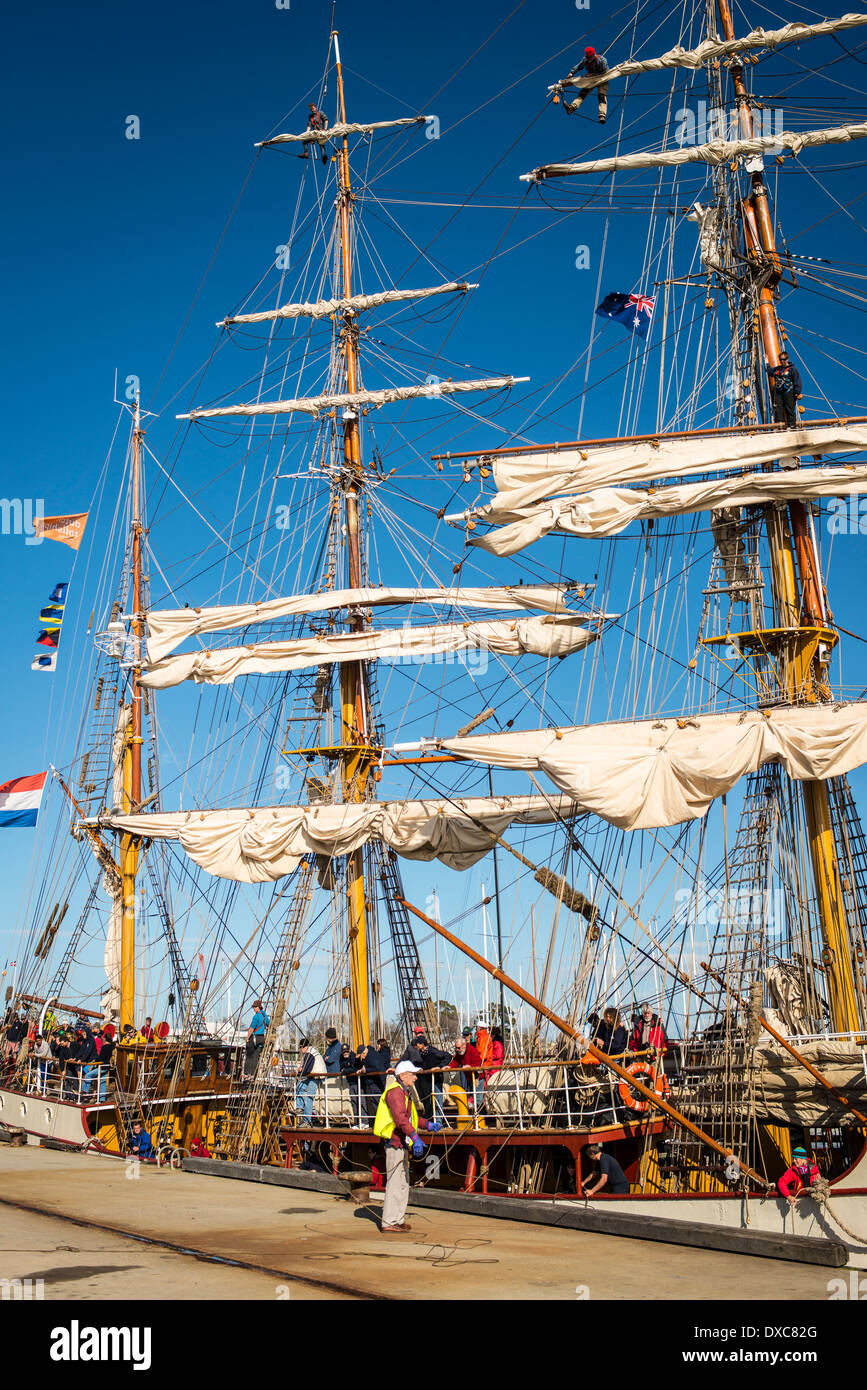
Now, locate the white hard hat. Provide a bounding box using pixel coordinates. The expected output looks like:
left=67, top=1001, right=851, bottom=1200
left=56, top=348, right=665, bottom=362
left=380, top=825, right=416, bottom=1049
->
left=395, top=1061, right=421, bottom=1078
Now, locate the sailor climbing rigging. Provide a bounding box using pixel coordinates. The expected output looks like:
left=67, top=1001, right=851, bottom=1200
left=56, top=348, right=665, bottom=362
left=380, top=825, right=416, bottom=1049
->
left=564, top=47, right=609, bottom=123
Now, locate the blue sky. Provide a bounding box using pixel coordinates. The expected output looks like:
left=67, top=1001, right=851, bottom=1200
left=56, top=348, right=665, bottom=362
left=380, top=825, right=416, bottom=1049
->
left=3, top=0, right=867, bottom=1027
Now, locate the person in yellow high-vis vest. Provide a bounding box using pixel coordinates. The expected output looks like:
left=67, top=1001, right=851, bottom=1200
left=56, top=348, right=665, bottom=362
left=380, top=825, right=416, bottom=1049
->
left=373, top=1060, right=441, bottom=1233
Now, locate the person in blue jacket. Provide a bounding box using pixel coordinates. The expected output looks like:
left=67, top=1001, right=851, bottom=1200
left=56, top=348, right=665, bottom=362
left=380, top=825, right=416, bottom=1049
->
left=564, top=47, right=609, bottom=123
left=129, top=1122, right=156, bottom=1160
left=323, top=1027, right=342, bottom=1074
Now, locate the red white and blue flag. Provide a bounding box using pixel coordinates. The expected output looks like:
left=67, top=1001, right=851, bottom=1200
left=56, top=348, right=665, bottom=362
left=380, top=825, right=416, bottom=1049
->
left=0, top=772, right=47, bottom=827
left=595, top=291, right=655, bottom=339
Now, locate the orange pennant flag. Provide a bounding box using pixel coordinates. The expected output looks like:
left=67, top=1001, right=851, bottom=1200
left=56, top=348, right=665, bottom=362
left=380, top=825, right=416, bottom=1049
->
left=33, top=512, right=89, bottom=551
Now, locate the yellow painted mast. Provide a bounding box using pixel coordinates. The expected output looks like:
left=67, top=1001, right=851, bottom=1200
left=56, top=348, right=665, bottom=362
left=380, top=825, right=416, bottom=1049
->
left=715, top=0, right=861, bottom=1032
left=120, top=392, right=144, bottom=1033
left=333, top=33, right=372, bottom=1049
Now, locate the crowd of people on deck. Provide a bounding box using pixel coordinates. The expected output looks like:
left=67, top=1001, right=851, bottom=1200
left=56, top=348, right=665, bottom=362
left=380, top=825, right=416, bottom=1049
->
left=0, top=1005, right=124, bottom=1100
left=586, top=1002, right=668, bottom=1057
left=259, top=1017, right=508, bottom=1128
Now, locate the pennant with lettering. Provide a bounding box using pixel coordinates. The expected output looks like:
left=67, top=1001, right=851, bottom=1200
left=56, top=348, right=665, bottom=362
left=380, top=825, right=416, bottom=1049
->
left=33, top=513, right=89, bottom=551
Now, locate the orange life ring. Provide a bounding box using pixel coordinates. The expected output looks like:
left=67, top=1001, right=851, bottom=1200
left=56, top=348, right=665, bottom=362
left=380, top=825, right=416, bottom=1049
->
left=617, top=1060, right=670, bottom=1112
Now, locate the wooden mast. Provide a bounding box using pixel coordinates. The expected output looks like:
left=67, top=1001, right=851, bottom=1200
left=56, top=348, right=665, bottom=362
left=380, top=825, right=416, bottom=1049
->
left=715, top=0, right=861, bottom=1032
left=120, top=391, right=144, bottom=1033
left=333, top=32, right=372, bottom=1050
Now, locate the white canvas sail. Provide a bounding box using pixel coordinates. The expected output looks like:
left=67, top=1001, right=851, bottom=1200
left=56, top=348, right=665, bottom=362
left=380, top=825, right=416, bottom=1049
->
left=521, top=120, right=867, bottom=181
left=257, top=116, right=429, bottom=147
left=111, top=705, right=131, bottom=811
left=455, top=423, right=867, bottom=513
left=145, top=584, right=582, bottom=664
left=140, top=615, right=600, bottom=691
left=101, top=793, right=583, bottom=883
left=220, top=282, right=475, bottom=328
left=434, top=702, right=867, bottom=832
left=464, top=464, right=867, bottom=555
left=179, top=376, right=527, bottom=422
left=553, top=14, right=867, bottom=90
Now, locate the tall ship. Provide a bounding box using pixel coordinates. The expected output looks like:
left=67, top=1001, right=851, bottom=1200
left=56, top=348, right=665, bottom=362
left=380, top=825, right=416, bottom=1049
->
left=3, top=7, right=867, bottom=1262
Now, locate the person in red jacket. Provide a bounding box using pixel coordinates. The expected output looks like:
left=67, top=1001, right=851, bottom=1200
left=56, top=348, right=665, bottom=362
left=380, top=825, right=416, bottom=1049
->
left=628, top=1002, right=666, bottom=1054
left=778, top=1147, right=821, bottom=1207
left=450, top=1035, right=484, bottom=1113
left=488, top=1025, right=506, bottom=1079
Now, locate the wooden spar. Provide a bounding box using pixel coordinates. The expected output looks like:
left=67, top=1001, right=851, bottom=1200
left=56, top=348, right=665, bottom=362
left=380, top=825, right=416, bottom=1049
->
left=52, top=768, right=121, bottom=885
left=429, top=412, right=867, bottom=463
left=397, top=894, right=768, bottom=1185
left=18, top=991, right=103, bottom=1021
left=701, top=962, right=867, bottom=1125
left=333, top=31, right=370, bottom=1050
left=380, top=755, right=459, bottom=768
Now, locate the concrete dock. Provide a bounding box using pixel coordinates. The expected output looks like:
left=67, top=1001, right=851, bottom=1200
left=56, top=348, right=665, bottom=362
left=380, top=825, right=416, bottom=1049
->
left=0, top=1145, right=841, bottom=1300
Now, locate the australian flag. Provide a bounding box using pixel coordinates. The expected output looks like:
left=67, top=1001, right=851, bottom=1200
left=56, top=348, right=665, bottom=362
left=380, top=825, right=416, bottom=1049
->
left=595, top=291, right=655, bottom=339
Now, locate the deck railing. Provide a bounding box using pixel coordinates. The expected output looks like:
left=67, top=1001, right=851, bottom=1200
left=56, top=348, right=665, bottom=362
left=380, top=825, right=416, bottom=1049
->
left=19, top=1058, right=114, bottom=1105
left=261, top=1055, right=663, bottom=1132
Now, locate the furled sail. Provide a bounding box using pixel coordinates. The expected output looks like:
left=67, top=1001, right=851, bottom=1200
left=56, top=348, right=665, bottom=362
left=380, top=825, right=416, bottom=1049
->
left=111, top=705, right=131, bottom=812
left=178, top=377, right=527, bottom=422
left=145, top=584, right=583, bottom=664
left=140, top=615, right=600, bottom=690
left=219, top=282, right=476, bottom=329
left=432, top=701, right=867, bottom=832
left=101, top=872, right=123, bottom=1023
left=552, top=14, right=867, bottom=91
left=257, top=116, right=429, bottom=147
left=453, top=424, right=867, bottom=513
left=100, top=793, right=583, bottom=883
left=521, top=120, right=867, bottom=181
left=751, top=1039, right=867, bottom=1129
left=690, top=202, right=723, bottom=275
left=463, top=464, right=867, bottom=555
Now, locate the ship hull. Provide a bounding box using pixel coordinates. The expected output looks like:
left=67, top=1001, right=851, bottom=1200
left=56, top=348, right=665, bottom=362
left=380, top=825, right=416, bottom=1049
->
left=561, top=1184, right=867, bottom=1268
left=0, top=1085, right=95, bottom=1147
left=0, top=1082, right=236, bottom=1156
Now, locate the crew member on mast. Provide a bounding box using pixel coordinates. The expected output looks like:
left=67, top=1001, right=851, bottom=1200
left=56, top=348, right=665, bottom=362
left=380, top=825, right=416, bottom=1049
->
left=301, top=102, right=329, bottom=164
left=768, top=351, right=803, bottom=429
left=564, top=47, right=609, bottom=123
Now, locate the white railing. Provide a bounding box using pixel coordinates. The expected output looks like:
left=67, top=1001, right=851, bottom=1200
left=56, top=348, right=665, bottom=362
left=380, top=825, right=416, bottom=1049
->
left=270, top=1060, right=639, bottom=1132
left=21, top=1059, right=113, bottom=1105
